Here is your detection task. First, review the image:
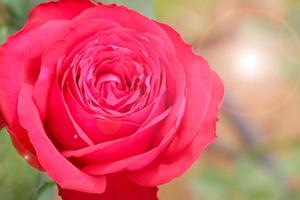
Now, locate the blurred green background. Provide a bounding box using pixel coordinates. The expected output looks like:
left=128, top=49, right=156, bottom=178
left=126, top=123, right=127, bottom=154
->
left=1, top=0, right=300, bottom=199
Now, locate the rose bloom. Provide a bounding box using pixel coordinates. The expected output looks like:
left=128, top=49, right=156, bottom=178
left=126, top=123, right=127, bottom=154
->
left=0, top=0, right=224, bottom=199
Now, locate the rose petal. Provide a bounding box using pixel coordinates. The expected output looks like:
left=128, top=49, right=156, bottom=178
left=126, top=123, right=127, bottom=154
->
left=73, top=3, right=175, bottom=55
left=46, top=81, right=90, bottom=150
left=60, top=93, right=170, bottom=168
left=17, top=84, right=106, bottom=194
left=64, top=87, right=139, bottom=143
left=59, top=174, right=158, bottom=200
left=0, top=20, right=68, bottom=126
left=43, top=20, right=122, bottom=149
left=159, top=24, right=219, bottom=153
left=127, top=70, right=223, bottom=186
left=80, top=124, right=178, bottom=175
left=1, top=0, right=93, bottom=125
left=78, top=95, right=184, bottom=175
left=26, top=0, right=94, bottom=28
left=126, top=24, right=224, bottom=186
left=8, top=132, right=42, bottom=169
left=0, top=20, right=70, bottom=165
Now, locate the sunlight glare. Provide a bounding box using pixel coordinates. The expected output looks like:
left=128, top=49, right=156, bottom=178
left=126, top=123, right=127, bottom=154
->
left=234, top=48, right=267, bottom=80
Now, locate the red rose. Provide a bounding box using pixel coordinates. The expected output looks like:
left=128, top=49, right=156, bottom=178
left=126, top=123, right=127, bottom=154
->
left=0, top=0, right=224, bottom=199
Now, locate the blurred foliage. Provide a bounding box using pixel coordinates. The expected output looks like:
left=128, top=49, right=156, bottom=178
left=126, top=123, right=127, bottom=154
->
left=183, top=144, right=300, bottom=200
left=282, top=142, right=300, bottom=198
left=101, top=0, right=154, bottom=17
left=283, top=144, right=300, bottom=176
left=0, top=0, right=41, bottom=28
left=0, top=129, right=56, bottom=200
left=194, top=158, right=283, bottom=200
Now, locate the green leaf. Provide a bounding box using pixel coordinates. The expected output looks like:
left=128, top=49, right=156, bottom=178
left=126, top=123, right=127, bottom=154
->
left=35, top=182, right=56, bottom=200
left=30, top=174, right=56, bottom=200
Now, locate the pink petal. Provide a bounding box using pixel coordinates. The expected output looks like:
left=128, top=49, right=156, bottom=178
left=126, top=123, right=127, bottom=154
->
left=44, top=20, right=122, bottom=148
left=126, top=24, right=224, bottom=186
left=46, top=81, right=90, bottom=150
left=79, top=106, right=180, bottom=175
left=26, top=0, right=94, bottom=28
left=72, top=3, right=175, bottom=53
left=9, top=132, right=42, bottom=169
left=0, top=20, right=69, bottom=165
left=0, top=0, right=93, bottom=126
left=59, top=174, right=158, bottom=200
left=128, top=71, right=224, bottom=186
left=17, top=84, right=106, bottom=194
left=0, top=20, right=68, bottom=127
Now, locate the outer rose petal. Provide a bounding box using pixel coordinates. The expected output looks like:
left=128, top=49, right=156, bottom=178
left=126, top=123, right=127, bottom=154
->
left=0, top=0, right=94, bottom=168
left=159, top=24, right=220, bottom=157
left=26, top=0, right=94, bottom=28
left=0, top=0, right=94, bottom=127
left=127, top=25, right=224, bottom=185
left=59, top=174, right=158, bottom=200
left=72, top=3, right=175, bottom=54
left=9, top=132, right=42, bottom=169
left=17, top=85, right=106, bottom=194
left=0, top=20, right=68, bottom=126
left=0, top=20, right=70, bottom=169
